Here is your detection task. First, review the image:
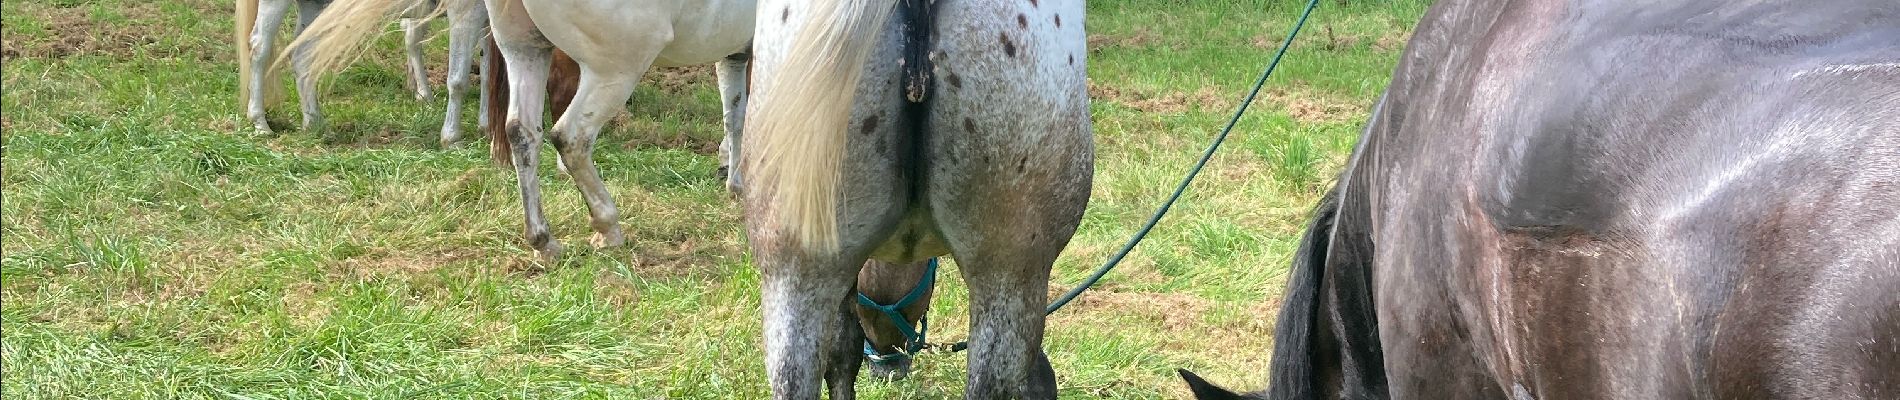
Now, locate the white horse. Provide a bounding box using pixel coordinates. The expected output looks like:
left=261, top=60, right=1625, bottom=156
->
left=237, top=0, right=488, bottom=139
left=745, top=0, right=1092, bottom=397
left=291, top=0, right=754, bottom=258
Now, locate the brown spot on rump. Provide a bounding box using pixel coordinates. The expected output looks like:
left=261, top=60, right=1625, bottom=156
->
left=862, top=115, right=881, bottom=135
left=1054, top=14, right=1061, bottom=28
left=1018, top=14, right=1029, bottom=29
left=946, top=72, right=962, bottom=89
left=1000, top=33, right=1017, bottom=57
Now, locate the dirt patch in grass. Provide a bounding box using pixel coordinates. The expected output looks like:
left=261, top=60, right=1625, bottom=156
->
left=1266, top=86, right=1363, bottom=123
left=1089, top=81, right=1359, bottom=123
left=647, top=65, right=716, bottom=94
left=6, top=3, right=164, bottom=60
left=1089, top=81, right=1230, bottom=115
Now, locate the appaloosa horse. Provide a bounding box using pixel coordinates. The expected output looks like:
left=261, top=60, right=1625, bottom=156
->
left=1180, top=0, right=1900, bottom=399
left=744, top=0, right=1091, bottom=398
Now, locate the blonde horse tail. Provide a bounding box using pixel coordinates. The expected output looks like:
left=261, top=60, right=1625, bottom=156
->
left=276, top=0, right=434, bottom=89
left=235, top=0, right=258, bottom=110
left=744, top=0, right=898, bottom=253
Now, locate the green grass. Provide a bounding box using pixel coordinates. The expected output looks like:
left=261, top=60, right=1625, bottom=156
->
left=1, top=0, right=1426, bottom=397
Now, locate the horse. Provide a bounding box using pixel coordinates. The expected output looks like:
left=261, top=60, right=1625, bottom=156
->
left=291, top=0, right=754, bottom=259
left=1178, top=0, right=1900, bottom=398
left=236, top=0, right=486, bottom=136
left=743, top=0, right=1092, bottom=397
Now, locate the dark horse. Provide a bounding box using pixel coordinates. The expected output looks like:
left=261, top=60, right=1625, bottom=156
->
left=1181, top=0, right=1899, bottom=398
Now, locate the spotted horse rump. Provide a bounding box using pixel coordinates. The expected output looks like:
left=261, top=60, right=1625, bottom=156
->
left=743, top=0, right=1092, bottom=398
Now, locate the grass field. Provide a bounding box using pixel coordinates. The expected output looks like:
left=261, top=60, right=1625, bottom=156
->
left=1, top=0, right=1426, bottom=397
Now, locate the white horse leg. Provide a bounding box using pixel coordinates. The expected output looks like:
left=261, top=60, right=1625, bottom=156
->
left=246, top=0, right=294, bottom=133
left=487, top=0, right=559, bottom=259
left=401, top=16, right=435, bottom=101
left=714, top=51, right=749, bottom=193
left=291, top=0, right=329, bottom=132
left=527, top=0, right=677, bottom=249
left=438, top=0, right=488, bottom=145
left=548, top=63, right=643, bottom=249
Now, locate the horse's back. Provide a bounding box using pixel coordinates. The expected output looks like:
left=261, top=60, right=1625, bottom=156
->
left=1372, top=0, right=1900, bottom=398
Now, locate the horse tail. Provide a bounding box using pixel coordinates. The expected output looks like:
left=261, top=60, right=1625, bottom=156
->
left=277, top=0, right=437, bottom=87
left=483, top=36, right=512, bottom=167
left=1266, top=180, right=1386, bottom=398
left=1263, top=187, right=1340, bottom=399
left=744, top=0, right=898, bottom=253
left=235, top=0, right=258, bottom=110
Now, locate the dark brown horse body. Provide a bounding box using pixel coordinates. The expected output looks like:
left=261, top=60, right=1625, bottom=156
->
left=1184, top=0, right=1900, bottom=398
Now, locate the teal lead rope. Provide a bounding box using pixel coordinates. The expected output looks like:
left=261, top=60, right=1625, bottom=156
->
left=860, top=0, right=1323, bottom=358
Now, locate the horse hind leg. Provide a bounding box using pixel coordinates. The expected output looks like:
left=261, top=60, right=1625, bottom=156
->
left=714, top=51, right=749, bottom=193
left=547, top=62, right=640, bottom=249
left=290, top=0, right=329, bottom=132
left=924, top=0, right=1092, bottom=397
left=488, top=0, right=559, bottom=259
left=245, top=0, right=294, bottom=132
left=437, top=0, right=487, bottom=145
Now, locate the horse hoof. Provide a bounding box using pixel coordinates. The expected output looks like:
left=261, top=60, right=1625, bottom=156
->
left=440, top=130, right=463, bottom=148
left=302, top=116, right=327, bottom=133
left=534, top=241, right=563, bottom=262
left=591, top=231, right=625, bottom=249
left=248, top=115, right=272, bottom=133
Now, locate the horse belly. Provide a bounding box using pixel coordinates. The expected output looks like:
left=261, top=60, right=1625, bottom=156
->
left=653, top=0, right=756, bottom=67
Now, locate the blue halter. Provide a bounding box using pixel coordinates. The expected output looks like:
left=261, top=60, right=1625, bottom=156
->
left=857, top=258, right=938, bottom=363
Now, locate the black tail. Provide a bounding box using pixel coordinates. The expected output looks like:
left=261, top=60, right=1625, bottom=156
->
left=1264, top=187, right=1340, bottom=399
left=1265, top=184, right=1385, bottom=399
